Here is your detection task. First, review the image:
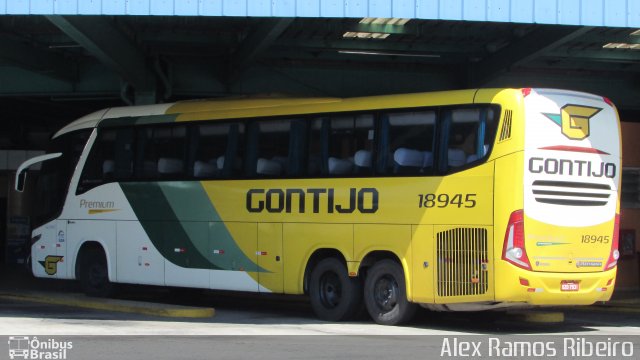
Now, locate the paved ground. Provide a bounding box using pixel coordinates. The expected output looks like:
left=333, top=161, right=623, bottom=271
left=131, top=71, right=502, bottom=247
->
left=2, top=296, right=640, bottom=336
left=1, top=266, right=639, bottom=359
left=0, top=273, right=639, bottom=336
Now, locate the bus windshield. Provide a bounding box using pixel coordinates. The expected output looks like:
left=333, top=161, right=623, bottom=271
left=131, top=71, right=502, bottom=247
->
left=33, top=130, right=91, bottom=227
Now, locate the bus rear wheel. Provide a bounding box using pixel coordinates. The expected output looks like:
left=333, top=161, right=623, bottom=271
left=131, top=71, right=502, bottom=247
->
left=78, top=248, right=115, bottom=297
left=309, top=258, right=362, bottom=321
left=364, top=259, right=417, bottom=325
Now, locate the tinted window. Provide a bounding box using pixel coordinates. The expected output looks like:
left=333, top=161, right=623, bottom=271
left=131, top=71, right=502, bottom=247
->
left=440, top=107, right=498, bottom=174
left=307, top=114, right=374, bottom=176
left=136, top=125, right=186, bottom=179
left=35, top=130, right=91, bottom=226
left=248, top=120, right=291, bottom=177
left=75, top=104, right=499, bottom=188
left=380, top=110, right=436, bottom=175
left=190, top=123, right=244, bottom=178
left=77, top=128, right=133, bottom=193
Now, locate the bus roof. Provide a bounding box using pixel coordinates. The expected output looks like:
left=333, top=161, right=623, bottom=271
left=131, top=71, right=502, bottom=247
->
left=53, top=89, right=516, bottom=138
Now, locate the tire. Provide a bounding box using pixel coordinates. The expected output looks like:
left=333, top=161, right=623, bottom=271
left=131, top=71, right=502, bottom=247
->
left=364, top=259, right=417, bottom=325
left=78, top=248, right=115, bottom=297
left=309, top=258, right=363, bottom=321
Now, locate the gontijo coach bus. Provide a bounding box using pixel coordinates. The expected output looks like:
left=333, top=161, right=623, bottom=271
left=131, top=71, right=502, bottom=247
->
left=16, top=88, right=621, bottom=325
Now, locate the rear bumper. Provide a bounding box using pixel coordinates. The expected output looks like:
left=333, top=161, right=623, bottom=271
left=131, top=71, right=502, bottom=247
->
left=495, top=266, right=616, bottom=305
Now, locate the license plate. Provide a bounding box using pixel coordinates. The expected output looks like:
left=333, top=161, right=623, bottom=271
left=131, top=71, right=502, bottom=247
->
left=561, top=281, right=579, bottom=292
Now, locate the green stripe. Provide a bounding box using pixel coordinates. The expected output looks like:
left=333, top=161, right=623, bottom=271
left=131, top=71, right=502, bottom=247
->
left=120, top=181, right=264, bottom=272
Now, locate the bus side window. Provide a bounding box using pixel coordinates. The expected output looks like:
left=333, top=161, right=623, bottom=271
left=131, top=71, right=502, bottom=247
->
left=440, top=107, right=497, bottom=174
left=136, top=125, right=187, bottom=179
left=326, top=114, right=374, bottom=176
left=380, top=110, right=436, bottom=175
left=191, top=123, right=229, bottom=179
left=78, top=128, right=133, bottom=194
left=249, top=119, right=291, bottom=178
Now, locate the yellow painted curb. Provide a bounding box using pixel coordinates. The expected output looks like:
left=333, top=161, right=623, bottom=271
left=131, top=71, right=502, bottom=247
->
left=0, top=293, right=215, bottom=318
left=507, top=311, right=565, bottom=323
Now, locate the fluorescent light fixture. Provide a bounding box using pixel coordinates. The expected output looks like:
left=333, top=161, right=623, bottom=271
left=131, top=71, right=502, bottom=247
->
left=343, top=32, right=390, bottom=39
left=603, top=42, right=640, bottom=50
left=342, top=18, right=410, bottom=39
left=338, top=50, right=440, bottom=58
left=360, top=18, right=410, bottom=26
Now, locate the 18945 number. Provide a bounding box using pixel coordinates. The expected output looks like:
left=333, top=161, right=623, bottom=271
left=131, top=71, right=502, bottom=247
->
left=581, top=235, right=610, bottom=244
left=418, top=193, right=477, bottom=208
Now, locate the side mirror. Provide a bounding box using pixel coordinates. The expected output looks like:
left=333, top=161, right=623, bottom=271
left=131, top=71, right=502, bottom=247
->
left=15, top=170, right=27, bottom=192
left=14, top=152, right=63, bottom=192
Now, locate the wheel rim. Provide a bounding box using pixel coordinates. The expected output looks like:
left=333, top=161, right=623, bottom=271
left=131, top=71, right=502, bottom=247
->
left=373, top=275, right=398, bottom=312
left=318, top=271, right=342, bottom=309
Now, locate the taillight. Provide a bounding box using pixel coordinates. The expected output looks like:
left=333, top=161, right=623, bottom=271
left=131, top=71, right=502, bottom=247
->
left=521, top=88, right=532, bottom=97
left=605, top=214, right=620, bottom=270
left=603, top=96, right=614, bottom=107
left=502, top=210, right=531, bottom=270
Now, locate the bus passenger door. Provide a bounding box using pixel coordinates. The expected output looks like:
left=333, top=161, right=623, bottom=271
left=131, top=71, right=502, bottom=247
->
left=257, top=223, right=283, bottom=293
left=209, top=222, right=259, bottom=292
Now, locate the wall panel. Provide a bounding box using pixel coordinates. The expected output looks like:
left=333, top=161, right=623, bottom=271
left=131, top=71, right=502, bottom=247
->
left=0, top=1, right=636, bottom=27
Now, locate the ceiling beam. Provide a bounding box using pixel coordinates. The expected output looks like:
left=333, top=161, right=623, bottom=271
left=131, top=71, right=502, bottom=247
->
left=578, top=32, right=640, bottom=45
left=232, top=18, right=294, bottom=72
left=470, top=25, right=593, bottom=86
left=0, top=34, right=74, bottom=83
left=46, top=15, right=154, bottom=91
left=274, top=38, right=480, bottom=55
left=544, top=49, right=640, bottom=63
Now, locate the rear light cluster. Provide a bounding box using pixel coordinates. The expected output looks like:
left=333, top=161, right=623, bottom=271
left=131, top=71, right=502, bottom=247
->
left=605, top=214, right=620, bottom=270
left=503, top=211, right=620, bottom=271
left=603, top=96, right=614, bottom=107
left=502, top=210, right=531, bottom=270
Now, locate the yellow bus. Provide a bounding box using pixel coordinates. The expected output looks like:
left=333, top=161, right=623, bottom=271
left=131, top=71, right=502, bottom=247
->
left=16, top=88, right=621, bottom=325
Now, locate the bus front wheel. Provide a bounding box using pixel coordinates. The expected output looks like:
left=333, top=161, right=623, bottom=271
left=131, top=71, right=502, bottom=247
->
left=78, top=248, right=115, bottom=297
left=309, top=258, right=362, bottom=321
left=364, top=260, right=417, bottom=325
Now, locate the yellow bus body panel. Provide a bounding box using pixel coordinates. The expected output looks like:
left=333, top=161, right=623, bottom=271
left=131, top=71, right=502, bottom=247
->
left=169, top=90, right=477, bottom=122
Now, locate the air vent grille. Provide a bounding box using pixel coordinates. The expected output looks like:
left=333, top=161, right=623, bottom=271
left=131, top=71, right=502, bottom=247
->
left=437, top=228, right=489, bottom=297
left=499, top=110, right=513, bottom=142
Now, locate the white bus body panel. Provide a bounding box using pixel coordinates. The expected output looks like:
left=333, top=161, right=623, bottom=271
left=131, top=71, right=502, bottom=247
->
left=67, top=220, right=117, bottom=281
left=31, top=220, right=67, bottom=279
left=116, top=221, right=165, bottom=286
left=524, top=89, right=620, bottom=227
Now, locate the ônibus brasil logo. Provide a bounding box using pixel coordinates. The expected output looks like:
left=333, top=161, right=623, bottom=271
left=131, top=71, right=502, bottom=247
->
left=543, top=105, right=602, bottom=140
left=7, top=336, right=72, bottom=360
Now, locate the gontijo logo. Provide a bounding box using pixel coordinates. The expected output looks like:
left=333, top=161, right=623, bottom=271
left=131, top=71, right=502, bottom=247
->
left=543, top=105, right=602, bottom=140
left=38, top=255, right=64, bottom=276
